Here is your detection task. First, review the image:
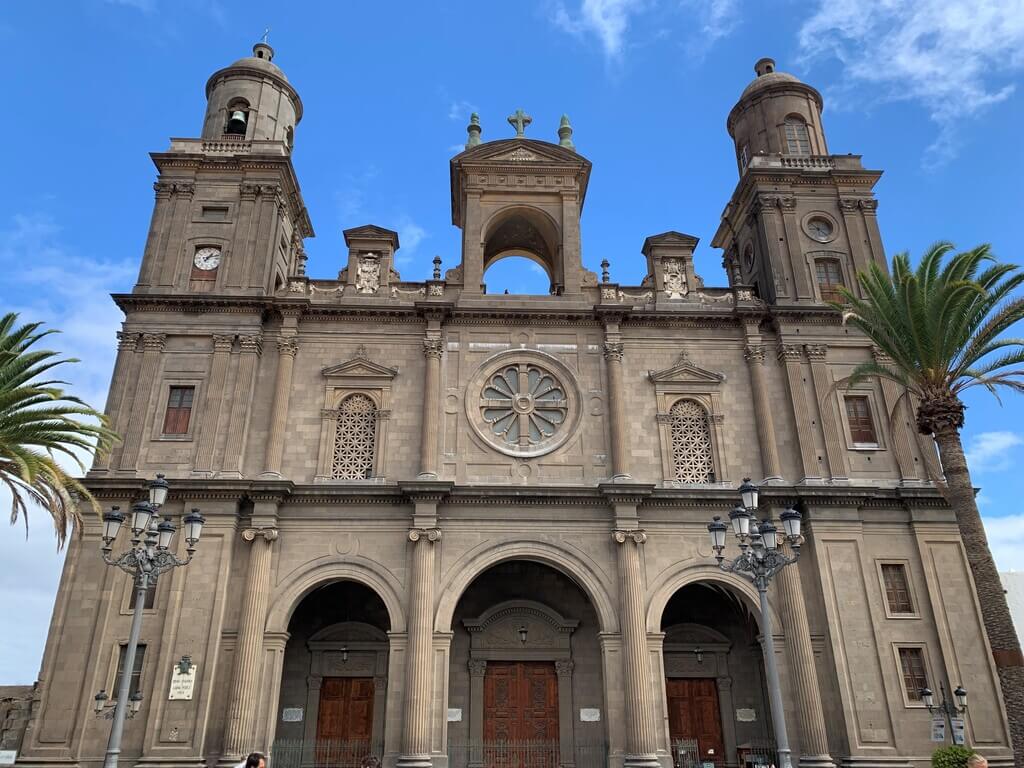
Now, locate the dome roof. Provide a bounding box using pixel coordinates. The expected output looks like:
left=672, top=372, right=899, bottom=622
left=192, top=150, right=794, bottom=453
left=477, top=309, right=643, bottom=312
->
left=227, top=43, right=288, bottom=82
left=740, top=69, right=802, bottom=99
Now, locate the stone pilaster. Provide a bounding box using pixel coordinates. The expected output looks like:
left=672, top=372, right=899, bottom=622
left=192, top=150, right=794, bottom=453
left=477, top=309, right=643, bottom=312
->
left=804, top=345, right=848, bottom=481
left=399, top=527, right=441, bottom=768
left=775, top=546, right=835, bottom=768
left=221, top=525, right=278, bottom=763
left=220, top=334, right=262, bottom=477
left=118, top=333, right=166, bottom=470
left=603, top=339, right=630, bottom=480
left=614, top=529, right=659, bottom=768
left=261, top=335, right=298, bottom=477
left=193, top=334, right=235, bottom=473
left=872, top=347, right=920, bottom=483
left=92, top=332, right=140, bottom=472
left=419, top=337, right=444, bottom=478
left=777, top=343, right=821, bottom=483
left=743, top=338, right=783, bottom=482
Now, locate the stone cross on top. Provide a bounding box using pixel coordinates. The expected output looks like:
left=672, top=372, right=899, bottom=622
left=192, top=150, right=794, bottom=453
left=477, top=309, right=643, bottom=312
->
left=507, top=109, right=532, bottom=137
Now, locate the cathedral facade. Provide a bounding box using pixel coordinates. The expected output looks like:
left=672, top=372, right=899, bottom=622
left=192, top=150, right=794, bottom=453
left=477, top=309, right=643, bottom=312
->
left=16, top=46, right=1015, bottom=768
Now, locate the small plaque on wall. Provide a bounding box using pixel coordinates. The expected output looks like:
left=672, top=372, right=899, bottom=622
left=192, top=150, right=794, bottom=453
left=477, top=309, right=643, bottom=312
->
left=168, top=664, right=198, bottom=700
left=282, top=708, right=304, bottom=722
left=579, top=708, right=601, bottom=722
left=447, top=708, right=463, bottom=722
left=735, top=708, right=756, bottom=722
left=0, top=750, right=17, bottom=765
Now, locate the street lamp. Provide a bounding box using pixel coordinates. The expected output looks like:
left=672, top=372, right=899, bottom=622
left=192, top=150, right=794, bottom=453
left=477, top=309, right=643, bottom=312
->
left=707, top=478, right=802, bottom=768
left=920, top=681, right=968, bottom=744
left=97, top=475, right=204, bottom=768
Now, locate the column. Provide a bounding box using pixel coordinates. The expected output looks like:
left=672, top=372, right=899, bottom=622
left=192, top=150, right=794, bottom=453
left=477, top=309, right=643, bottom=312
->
left=555, top=660, right=575, bottom=767
left=872, top=347, right=919, bottom=483
left=715, top=676, right=738, bottom=768
left=220, top=334, right=262, bottom=477
left=157, top=182, right=194, bottom=289
left=399, top=527, right=440, bottom=768
left=604, top=336, right=630, bottom=480
left=743, top=341, right=783, bottom=482
left=193, top=334, right=235, bottom=473
left=804, top=345, right=848, bottom=481
left=775, top=554, right=835, bottom=768
left=467, top=660, right=487, bottom=767
left=221, top=526, right=278, bottom=763
left=777, top=344, right=820, bottom=483
left=614, top=530, right=659, bottom=768
left=92, top=332, right=140, bottom=472
left=118, top=333, right=166, bottom=470
left=262, top=335, right=298, bottom=477
left=419, top=337, right=443, bottom=478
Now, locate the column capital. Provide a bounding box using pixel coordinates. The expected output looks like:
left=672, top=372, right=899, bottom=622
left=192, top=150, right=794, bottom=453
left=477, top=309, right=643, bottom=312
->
left=116, top=331, right=141, bottom=352
left=277, top=336, right=299, bottom=357
left=655, top=413, right=672, bottom=425
left=141, top=333, right=167, bottom=352
left=743, top=344, right=766, bottom=364
left=242, top=527, right=278, bottom=542
left=838, top=197, right=860, bottom=213
left=212, top=334, right=235, bottom=352
left=238, top=334, right=263, bottom=354
left=613, top=529, right=647, bottom=544
left=408, top=527, right=441, bottom=543
left=603, top=340, right=625, bottom=361
left=373, top=676, right=388, bottom=691
left=871, top=345, right=893, bottom=364
left=555, top=659, right=574, bottom=676
left=422, top=337, right=444, bottom=359
left=468, top=658, right=488, bottom=677
left=777, top=343, right=803, bottom=362
left=804, top=344, right=828, bottom=360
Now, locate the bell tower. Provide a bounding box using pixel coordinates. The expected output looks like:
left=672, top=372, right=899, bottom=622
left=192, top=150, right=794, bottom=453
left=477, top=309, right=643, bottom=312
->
left=447, top=112, right=596, bottom=296
left=712, top=58, right=885, bottom=306
left=134, top=42, right=313, bottom=297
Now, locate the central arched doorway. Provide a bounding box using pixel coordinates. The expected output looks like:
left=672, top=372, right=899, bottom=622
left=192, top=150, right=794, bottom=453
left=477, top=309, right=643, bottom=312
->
left=447, top=561, right=609, bottom=768
left=273, top=581, right=392, bottom=768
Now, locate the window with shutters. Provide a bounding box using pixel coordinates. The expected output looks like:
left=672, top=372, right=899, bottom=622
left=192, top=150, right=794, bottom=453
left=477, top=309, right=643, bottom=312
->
left=162, top=386, right=194, bottom=435
left=331, top=393, right=378, bottom=480
left=669, top=399, right=716, bottom=483
left=897, top=646, right=929, bottom=703
left=815, top=258, right=845, bottom=304
left=784, top=116, right=811, bottom=155
left=129, top=580, right=158, bottom=611
left=845, top=395, right=878, bottom=445
left=112, top=643, right=147, bottom=699
left=881, top=563, right=914, bottom=615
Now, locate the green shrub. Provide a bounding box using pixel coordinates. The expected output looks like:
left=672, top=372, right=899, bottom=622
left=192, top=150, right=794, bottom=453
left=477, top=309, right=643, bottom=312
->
left=931, top=745, right=974, bottom=768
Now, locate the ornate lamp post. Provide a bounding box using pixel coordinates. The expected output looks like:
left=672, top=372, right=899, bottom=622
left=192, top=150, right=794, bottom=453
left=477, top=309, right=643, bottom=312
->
left=96, top=474, right=205, bottom=768
left=921, top=682, right=968, bottom=744
left=707, top=479, right=803, bottom=768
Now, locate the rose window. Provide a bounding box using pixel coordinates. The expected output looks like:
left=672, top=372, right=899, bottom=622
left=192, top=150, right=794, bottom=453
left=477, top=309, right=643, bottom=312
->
left=669, top=399, right=715, bottom=483
left=481, top=364, right=568, bottom=448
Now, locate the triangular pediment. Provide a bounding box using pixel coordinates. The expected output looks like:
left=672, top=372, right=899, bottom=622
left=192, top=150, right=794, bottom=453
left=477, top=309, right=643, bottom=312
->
left=643, top=231, right=700, bottom=249
left=648, top=354, right=723, bottom=384
left=454, top=138, right=588, bottom=166
left=322, top=352, right=398, bottom=380
left=343, top=224, right=400, bottom=248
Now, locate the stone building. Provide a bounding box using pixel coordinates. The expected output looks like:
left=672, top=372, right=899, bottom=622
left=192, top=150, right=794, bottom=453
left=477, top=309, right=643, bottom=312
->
left=16, top=46, right=1016, bottom=768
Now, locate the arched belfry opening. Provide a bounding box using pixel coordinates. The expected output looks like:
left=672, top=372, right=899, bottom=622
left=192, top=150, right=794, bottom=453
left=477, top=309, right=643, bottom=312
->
left=448, top=135, right=595, bottom=295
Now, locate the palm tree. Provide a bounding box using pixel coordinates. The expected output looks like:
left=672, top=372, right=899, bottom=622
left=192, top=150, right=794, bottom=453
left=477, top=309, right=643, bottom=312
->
left=838, top=242, right=1024, bottom=757
left=0, top=312, right=116, bottom=547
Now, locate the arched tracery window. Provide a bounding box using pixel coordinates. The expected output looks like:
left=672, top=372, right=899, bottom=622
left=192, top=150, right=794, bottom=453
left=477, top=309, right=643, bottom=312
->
left=784, top=117, right=811, bottom=155
left=331, top=393, right=378, bottom=479
left=669, top=399, right=716, bottom=483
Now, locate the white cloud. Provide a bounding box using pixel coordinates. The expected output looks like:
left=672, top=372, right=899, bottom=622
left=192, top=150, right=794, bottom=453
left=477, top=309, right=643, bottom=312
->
left=798, top=0, right=1024, bottom=165
left=985, top=514, right=1024, bottom=571
left=394, top=215, right=428, bottom=268
left=448, top=100, right=478, bottom=121
left=965, top=431, right=1024, bottom=474
left=552, top=0, right=645, bottom=58
left=680, top=0, right=738, bottom=53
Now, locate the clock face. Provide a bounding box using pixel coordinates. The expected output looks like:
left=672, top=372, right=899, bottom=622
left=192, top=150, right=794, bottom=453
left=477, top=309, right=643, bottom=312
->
left=193, top=247, right=222, bottom=271
left=806, top=217, right=835, bottom=242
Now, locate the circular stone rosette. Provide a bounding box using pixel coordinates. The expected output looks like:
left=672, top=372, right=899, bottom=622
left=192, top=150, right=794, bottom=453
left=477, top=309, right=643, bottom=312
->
left=465, top=349, right=582, bottom=458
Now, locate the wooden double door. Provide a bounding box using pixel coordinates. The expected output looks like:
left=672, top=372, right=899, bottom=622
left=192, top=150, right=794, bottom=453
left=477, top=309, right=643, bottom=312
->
left=316, top=677, right=374, bottom=767
left=666, top=678, right=725, bottom=766
left=483, top=661, right=559, bottom=742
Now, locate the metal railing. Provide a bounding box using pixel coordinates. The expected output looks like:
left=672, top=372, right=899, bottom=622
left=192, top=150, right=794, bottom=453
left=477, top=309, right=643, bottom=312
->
left=447, top=740, right=607, bottom=768
left=270, top=738, right=381, bottom=768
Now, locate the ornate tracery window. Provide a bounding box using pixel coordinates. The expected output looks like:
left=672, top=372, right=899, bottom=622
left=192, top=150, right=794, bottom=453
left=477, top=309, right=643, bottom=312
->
left=331, top=393, right=378, bottom=479
left=669, top=399, right=716, bottom=483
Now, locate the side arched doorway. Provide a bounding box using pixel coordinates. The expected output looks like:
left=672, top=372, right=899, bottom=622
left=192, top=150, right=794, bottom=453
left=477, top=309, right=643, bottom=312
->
left=446, top=561, right=609, bottom=768
left=272, top=581, right=393, bottom=768
left=657, top=583, right=773, bottom=768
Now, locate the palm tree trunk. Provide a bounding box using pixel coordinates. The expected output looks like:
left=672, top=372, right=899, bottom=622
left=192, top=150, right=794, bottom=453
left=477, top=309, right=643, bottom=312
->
left=933, top=424, right=1024, bottom=762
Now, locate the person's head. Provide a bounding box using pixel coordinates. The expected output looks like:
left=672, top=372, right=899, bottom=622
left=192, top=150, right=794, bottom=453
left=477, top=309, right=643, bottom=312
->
left=244, top=752, right=265, bottom=768
left=967, top=754, right=987, bottom=768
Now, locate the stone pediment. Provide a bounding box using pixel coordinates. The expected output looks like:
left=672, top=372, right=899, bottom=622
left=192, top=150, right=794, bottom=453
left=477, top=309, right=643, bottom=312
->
left=647, top=354, right=724, bottom=385
left=343, top=224, right=400, bottom=248
left=322, top=349, right=398, bottom=380
left=455, top=138, right=587, bottom=166
left=643, top=231, right=700, bottom=251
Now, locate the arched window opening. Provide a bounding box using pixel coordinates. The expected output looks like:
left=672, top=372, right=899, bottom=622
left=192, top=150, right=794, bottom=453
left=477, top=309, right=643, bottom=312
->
left=225, top=100, right=249, bottom=136
left=483, top=255, right=552, bottom=295
left=784, top=117, right=811, bottom=155
left=332, top=393, right=377, bottom=479
left=669, top=399, right=715, bottom=483
left=815, top=258, right=845, bottom=303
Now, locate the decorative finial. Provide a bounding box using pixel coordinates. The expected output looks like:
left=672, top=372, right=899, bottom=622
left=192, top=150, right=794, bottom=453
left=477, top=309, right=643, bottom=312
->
left=600, top=259, right=610, bottom=283
left=558, top=114, right=575, bottom=150
left=465, top=113, right=482, bottom=149
left=507, top=109, right=532, bottom=137
left=261, top=27, right=270, bottom=44
left=432, top=256, right=442, bottom=280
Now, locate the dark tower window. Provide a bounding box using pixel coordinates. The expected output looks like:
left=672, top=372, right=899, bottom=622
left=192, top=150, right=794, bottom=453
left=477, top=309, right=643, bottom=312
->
left=784, top=117, right=811, bottom=155
left=225, top=100, right=249, bottom=136
left=815, top=258, right=845, bottom=303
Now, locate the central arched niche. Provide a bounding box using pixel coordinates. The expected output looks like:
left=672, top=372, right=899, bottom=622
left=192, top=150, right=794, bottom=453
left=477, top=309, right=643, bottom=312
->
left=482, top=207, right=561, bottom=294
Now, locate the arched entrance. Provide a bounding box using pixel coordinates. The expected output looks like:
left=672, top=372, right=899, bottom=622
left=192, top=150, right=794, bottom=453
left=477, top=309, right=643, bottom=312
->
left=273, top=581, right=393, bottom=768
left=447, top=561, right=609, bottom=768
left=658, top=583, right=773, bottom=768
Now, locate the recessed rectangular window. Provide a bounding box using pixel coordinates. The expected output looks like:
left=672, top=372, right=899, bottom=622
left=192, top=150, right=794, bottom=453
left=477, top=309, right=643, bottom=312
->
left=201, top=205, right=229, bottom=221
left=882, top=564, right=914, bottom=614
left=113, top=643, right=146, bottom=699
left=845, top=395, right=877, bottom=445
left=129, top=579, right=157, bottom=610
left=162, top=386, right=195, bottom=435
left=897, top=646, right=928, bottom=701
left=816, top=258, right=845, bottom=303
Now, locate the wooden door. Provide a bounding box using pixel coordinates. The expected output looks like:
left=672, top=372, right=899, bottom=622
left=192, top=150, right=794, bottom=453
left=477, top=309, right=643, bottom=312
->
left=666, top=678, right=725, bottom=766
left=316, top=677, right=375, bottom=767
left=483, top=662, right=559, bottom=767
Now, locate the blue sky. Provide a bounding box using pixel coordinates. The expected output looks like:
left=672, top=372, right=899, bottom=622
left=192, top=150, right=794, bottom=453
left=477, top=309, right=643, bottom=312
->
left=1, top=0, right=1023, bottom=683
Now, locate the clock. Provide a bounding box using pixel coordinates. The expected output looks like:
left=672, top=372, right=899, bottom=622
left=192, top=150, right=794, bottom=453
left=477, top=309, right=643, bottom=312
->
left=193, top=247, right=222, bottom=271
left=806, top=217, right=835, bottom=243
